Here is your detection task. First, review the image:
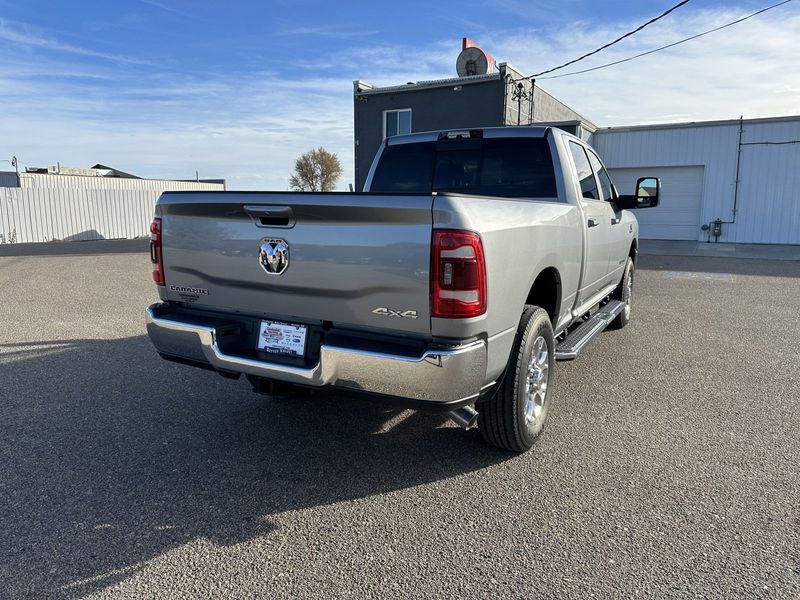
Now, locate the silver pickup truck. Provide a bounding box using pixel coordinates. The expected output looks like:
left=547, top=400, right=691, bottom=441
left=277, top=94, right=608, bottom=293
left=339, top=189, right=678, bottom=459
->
left=146, top=126, right=659, bottom=452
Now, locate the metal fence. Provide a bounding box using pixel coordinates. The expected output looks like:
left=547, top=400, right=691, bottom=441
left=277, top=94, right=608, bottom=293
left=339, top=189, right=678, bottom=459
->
left=0, top=187, right=161, bottom=244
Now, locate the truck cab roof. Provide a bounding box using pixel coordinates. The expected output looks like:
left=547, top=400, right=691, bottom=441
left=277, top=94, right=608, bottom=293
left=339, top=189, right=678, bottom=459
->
left=385, top=125, right=554, bottom=146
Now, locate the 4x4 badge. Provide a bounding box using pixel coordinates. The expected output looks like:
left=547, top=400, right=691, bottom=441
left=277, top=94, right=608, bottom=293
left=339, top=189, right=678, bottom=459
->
left=372, top=307, right=418, bottom=319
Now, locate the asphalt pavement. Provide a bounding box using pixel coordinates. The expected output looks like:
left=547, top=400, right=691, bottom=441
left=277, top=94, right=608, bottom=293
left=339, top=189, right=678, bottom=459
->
left=0, top=244, right=798, bottom=599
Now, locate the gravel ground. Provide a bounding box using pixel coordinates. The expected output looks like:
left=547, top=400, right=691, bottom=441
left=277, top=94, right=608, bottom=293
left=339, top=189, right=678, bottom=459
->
left=0, top=245, right=798, bottom=599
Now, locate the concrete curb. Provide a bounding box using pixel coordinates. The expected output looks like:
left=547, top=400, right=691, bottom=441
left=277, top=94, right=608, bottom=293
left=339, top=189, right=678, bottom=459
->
left=640, top=240, right=800, bottom=261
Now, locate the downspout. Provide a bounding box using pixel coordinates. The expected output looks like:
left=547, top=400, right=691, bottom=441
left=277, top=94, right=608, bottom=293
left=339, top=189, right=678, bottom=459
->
left=502, top=74, right=509, bottom=126
left=703, top=115, right=742, bottom=242
left=731, top=115, right=743, bottom=222
left=354, top=94, right=360, bottom=190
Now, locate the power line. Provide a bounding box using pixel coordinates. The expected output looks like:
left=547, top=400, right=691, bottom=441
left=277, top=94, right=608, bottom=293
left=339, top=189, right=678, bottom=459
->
left=531, top=0, right=692, bottom=78
left=539, top=0, right=794, bottom=80
left=741, top=140, right=800, bottom=145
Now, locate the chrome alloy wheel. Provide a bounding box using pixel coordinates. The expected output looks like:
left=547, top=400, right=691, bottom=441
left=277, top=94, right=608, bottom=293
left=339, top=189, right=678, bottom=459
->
left=524, top=335, right=549, bottom=427
left=623, top=267, right=633, bottom=319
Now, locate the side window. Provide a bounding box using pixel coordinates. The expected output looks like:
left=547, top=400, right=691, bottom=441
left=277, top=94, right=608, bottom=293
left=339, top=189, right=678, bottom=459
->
left=384, top=109, right=412, bottom=138
left=587, top=149, right=615, bottom=202
left=369, top=142, right=435, bottom=193
left=568, top=141, right=599, bottom=200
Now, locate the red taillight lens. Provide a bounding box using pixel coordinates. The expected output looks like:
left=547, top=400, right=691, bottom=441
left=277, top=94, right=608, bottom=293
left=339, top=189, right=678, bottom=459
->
left=432, top=230, right=487, bottom=318
left=150, top=218, right=165, bottom=286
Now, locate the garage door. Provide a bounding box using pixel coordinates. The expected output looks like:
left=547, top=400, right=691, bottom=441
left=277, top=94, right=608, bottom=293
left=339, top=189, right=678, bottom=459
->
left=609, top=166, right=704, bottom=240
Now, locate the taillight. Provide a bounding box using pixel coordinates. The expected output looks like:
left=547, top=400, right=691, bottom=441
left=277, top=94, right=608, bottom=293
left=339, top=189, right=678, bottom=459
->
left=432, top=230, right=487, bottom=318
left=150, top=218, right=165, bottom=286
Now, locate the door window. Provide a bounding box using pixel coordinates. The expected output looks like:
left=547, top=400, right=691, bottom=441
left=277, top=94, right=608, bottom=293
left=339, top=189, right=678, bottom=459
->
left=568, top=142, right=599, bottom=200
left=587, top=149, right=615, bottom=202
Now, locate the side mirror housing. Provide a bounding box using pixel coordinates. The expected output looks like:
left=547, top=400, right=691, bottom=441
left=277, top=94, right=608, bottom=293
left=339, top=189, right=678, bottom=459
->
left=635, top=177, right=660, bottom=208
left=615, top=177, right=660, bottom=210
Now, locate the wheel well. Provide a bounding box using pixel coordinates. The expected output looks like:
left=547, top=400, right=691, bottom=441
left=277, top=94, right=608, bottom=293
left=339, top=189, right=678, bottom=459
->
left=526, top=268, right=561, bottom=324
left=629, top=239, right=638, bottom=263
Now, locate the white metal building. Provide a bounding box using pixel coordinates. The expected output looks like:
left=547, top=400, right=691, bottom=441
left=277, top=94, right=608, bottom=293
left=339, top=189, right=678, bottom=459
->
left=4, top=163, right=225, bottom=192
left=593, top=115, right=800, bottom=244
left=0, top=165, right=225, bottom=244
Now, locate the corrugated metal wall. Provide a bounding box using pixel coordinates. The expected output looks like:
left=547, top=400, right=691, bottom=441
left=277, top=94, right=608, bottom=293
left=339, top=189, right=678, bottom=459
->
left=2, top=188, right=161, bottom=244
left=16, top=173, right=224, bottom=192
left=594, top=117, right=800, bottom=244
left=0, top=176, right=225, bottom=244
left=735, top=122, right=800, bottom=244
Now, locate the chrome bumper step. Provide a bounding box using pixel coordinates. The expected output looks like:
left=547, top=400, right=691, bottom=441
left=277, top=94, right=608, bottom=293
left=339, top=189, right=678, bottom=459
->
left=555, top=300, right=624, bottom=361
left=145, top=304, right=487, bottom=404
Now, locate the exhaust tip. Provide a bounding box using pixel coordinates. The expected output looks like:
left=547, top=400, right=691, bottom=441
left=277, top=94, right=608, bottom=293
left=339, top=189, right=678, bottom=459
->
left=448, top=405, right=479, bottom=430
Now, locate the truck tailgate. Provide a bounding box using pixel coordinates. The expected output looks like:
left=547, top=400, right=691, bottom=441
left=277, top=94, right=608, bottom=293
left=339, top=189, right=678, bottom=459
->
left=158, top=192, right=433, bottom=336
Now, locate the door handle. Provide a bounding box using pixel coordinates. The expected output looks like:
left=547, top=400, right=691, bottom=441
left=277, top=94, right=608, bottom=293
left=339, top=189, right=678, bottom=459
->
left=244, top=205, right=295, bottom=228
left=587, top=218, right=599, bottom=228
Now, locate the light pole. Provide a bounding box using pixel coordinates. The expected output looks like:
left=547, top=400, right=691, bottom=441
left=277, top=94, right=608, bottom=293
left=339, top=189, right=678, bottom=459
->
left=508, top=79, right=534, bottom=126
left=1, top=156, right=20, bottom=186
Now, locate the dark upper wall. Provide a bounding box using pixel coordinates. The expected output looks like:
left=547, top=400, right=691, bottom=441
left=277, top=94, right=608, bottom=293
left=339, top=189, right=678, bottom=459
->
left=353, top=77, right=505, bottom=190
left=353, top=64, right=596, bottom=190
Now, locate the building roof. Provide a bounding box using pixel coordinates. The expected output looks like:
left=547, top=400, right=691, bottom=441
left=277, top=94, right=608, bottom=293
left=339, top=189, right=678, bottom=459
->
left=90, top=164, right=141, bottom=178
left=17, top=164, right=225, bottom=186
left=354, top=72, right=501, bottom=96
left=597, top=114, right=800, bottom=133
left=25, top=164, right=142, bottom=178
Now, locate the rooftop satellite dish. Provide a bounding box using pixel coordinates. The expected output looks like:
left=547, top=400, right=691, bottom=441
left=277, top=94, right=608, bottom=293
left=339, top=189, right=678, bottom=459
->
left=456, top=46, right=493, bottom=77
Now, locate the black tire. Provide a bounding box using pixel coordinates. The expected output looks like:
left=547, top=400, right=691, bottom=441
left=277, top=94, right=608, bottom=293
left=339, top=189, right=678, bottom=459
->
left=609, top=257, right=634, bottom=330
left=478, top=306, right=555, bottom=453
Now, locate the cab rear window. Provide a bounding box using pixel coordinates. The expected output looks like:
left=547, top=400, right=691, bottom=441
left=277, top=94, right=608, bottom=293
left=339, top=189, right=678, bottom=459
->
left=370, top=137, right=557, bottom=198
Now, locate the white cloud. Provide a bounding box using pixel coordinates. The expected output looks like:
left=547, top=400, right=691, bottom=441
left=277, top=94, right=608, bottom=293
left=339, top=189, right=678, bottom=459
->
left=0, top=60, right=356, bottom=189
left=1, top=5, right=798, bottom=190
left=0, top=17, right=151, bottom=65
left=275, top=24, right=380, bottom=39
left=137, top=0, right=186, bottom=16
left=482, top=5, right=800, bottom=125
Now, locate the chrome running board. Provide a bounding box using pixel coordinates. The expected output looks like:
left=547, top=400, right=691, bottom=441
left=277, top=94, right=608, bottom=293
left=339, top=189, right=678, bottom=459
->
left=555, top=300, right=625, bottom=361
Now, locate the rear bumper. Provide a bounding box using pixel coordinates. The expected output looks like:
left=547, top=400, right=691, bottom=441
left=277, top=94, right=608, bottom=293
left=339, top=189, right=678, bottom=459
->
left=145, top=304, right=487, bottom=405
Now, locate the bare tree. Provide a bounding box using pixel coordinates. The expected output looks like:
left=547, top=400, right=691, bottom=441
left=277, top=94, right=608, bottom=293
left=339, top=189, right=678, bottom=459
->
left=289, top=147, right=343, bottom=192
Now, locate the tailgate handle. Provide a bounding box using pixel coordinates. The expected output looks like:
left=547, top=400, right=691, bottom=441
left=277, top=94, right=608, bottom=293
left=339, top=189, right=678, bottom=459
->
left=244, top=205, right=295, bottom=228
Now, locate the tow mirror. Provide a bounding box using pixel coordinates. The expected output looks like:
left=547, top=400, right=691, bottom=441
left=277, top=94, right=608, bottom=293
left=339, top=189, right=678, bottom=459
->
left=635, top=177, right=660, bottom=208
left=615, top=177, right=660, bottom=210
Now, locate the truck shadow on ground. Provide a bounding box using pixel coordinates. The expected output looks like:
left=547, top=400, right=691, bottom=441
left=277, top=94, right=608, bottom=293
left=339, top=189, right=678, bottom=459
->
left=0, top=336, right=508, bottom=598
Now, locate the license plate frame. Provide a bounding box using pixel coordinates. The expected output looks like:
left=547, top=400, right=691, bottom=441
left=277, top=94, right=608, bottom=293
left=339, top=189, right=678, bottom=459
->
left=256, top=320, right=307, bottom=357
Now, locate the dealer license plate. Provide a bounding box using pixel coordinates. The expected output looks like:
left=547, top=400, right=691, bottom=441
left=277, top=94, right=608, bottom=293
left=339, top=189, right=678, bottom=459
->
left=257, top=321, right=307, bottom=357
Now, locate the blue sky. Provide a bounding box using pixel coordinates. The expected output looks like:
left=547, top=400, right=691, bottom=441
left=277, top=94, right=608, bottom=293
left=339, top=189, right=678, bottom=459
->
left=1, top=0, right=798, bottom=189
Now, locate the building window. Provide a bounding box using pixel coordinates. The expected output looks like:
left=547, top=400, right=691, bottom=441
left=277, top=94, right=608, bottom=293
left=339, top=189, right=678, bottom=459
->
left=384, top=109, right=412, bottom=138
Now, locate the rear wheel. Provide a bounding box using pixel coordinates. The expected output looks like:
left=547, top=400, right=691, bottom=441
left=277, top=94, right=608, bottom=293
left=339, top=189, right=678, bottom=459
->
left=609, top=257, right=634, bottom=330
left=478, top=306, right=555, bottom=453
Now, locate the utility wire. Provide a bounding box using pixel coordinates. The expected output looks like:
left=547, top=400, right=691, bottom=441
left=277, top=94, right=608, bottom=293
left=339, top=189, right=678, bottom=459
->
left=741, top=140, right=800, bottom=145
left=539, top=0, right=794, bottom=80
left=530, top=0, right=691, bottom=77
